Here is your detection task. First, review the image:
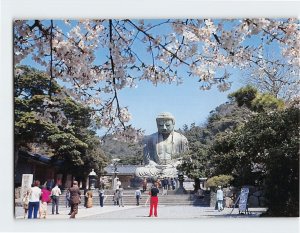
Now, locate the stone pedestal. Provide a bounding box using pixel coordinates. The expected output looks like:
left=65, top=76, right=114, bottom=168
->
left=175, top=186, right=187, bottom=194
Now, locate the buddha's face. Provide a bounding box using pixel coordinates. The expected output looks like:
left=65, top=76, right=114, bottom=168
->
left=157, top=119, right=174, bottom=135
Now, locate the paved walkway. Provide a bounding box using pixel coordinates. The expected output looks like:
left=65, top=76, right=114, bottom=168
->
left=15, top=205, right=267, bottom=219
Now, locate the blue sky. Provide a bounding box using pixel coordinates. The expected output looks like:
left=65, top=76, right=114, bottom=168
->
left=117, top=72, right=243, bottom=135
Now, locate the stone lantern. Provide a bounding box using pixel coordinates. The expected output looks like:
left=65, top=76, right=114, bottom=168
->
left=178, top=171, right=184, bottom=188
left=176, top=171, right=187, bottom=194
left=88, top=169, right=97, bottom=190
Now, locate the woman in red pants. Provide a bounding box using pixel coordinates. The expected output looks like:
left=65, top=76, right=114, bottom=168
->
left=149, top=182, right=159, bottom=217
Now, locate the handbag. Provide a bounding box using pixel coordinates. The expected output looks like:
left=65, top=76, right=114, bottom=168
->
left=22, top=196, right=29, bottom=205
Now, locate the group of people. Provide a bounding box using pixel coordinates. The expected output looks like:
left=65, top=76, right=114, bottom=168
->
left=135, top=181, right=160, bottom=217
left=112, top=186, right=124, bottom=207
left=22, top=180, right=82, bottom=219
left=22, top=180, right=62, bottom=219
left=22, top=178, right=194, bottom=219
left=161, top=177, right=177, bottom=194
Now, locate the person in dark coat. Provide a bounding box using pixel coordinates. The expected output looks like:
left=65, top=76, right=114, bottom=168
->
left=68, top=180, right=81, bottom=218
left=99, top=188, right=105, bottom=207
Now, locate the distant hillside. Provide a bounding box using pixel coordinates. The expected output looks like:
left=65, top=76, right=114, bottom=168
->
left=101, top=135, right=143, bottom=165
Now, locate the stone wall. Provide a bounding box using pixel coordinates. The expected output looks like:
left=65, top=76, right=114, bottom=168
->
left=210, top=186, right=266, bottom=208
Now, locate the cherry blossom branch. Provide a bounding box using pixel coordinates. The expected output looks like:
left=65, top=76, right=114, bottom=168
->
left=126, top=19, right=190, bottom=66
left=109, top=19, right=126, bottom=129
left=49, top=20, right=54, bottom=99
left=110, top=21, right=144, bottom=67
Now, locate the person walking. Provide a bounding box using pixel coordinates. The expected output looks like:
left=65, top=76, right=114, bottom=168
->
left=51, top=184, right=61, bottom=214
left=68, top=180, right=81, bottom=218
left=135, top=188, right=142, bottom=206
left=216, top=186, right=224, bottom=211
left=148, top=182, right=159, bottom=217
left=28, top=180, right=41, bottom=219
left=99, top=188, right=105, bottom=207
left=39, top=186, right=51, bottom=219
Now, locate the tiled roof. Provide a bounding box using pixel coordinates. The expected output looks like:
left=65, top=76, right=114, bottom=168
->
left=18, top=150, right=64, bottom=167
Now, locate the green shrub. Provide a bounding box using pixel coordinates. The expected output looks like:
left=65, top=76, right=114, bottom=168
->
left=206, top=175, right=234, bottom=188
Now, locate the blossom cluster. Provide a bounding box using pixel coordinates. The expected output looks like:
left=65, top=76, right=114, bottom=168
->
left=14, top=19, right=299, bottom=141
left=112, top=125, right=144, bottom=143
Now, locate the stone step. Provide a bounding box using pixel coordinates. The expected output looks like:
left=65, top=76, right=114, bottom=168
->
left=15, top=194, right=210, bottom=207
left=56, top=190, right=210, bottom=207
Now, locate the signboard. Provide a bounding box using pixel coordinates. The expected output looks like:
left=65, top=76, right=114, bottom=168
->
left=238, top=187, right=249, bottom=212
left=21, top=174, right=33, bottom=199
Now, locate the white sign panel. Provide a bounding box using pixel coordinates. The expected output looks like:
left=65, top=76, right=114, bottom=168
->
left=239, top=187, right=249, bottom=212
left=21, top=174, right=33, bottom=199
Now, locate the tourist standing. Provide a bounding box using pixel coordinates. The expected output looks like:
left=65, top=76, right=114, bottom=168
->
left=118, top=186, right=124, bottom=207
left=51, top=184, right=61, bottom=214
left=99, top=178, right=105, bottom=190
left=113, top=177, right=121, bottom=191
left=135, top=188, right=142, bottom=206
left=39, top=186, right=51, bottom=218
left=68, top=180, right=81, bottom=218
left=162, top=177, right=168, bottom=195
left=148, top=182, right=159, bottom=217
left=216, top=186, right=224, bottom=211
left=85, top=189, right=93, bottom=208
left=171, top=178, right=176, bottom=190
left=65, top=189, right=70, bottom=208
left=28, top=180, right=41, bottom=219
left=46, top=179, right=54, bottom=190
left=99, top=188, right=105, bottom=207
left=83, top=188, right=88, bottom=207
left=113, top=190, right=119, bottom=206
left=168, top=178, right=172, bottom=190
left=163, top=177, right=168, bottom=189
left=142, top=178, right=147, bottom=193
left=22, top=189, right=30, bottom=219
left=117, top=179, right=122, bottom=190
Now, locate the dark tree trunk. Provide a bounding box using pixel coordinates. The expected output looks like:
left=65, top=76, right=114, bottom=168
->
left=194, top=178, right=200, bottom=192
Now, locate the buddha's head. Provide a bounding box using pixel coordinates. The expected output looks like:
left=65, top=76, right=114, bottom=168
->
left=156, top=112, right=175, bottom=135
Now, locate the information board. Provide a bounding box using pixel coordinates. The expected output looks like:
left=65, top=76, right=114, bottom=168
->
left=21, top=174, right=33, bottom=199
left=238, top=187, right=249, bottom=212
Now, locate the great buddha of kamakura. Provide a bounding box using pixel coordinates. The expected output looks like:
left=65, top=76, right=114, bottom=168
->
left=135, top=112, right=188, bottom=178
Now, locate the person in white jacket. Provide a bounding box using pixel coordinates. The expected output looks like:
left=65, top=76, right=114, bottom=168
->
left=135, top=188, right=142, bottom=206
left=51, top=184, right=61, bottom=214
left=28, top=180, right=41, bottom=219
left=216, top=186, right=224, bottom=211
